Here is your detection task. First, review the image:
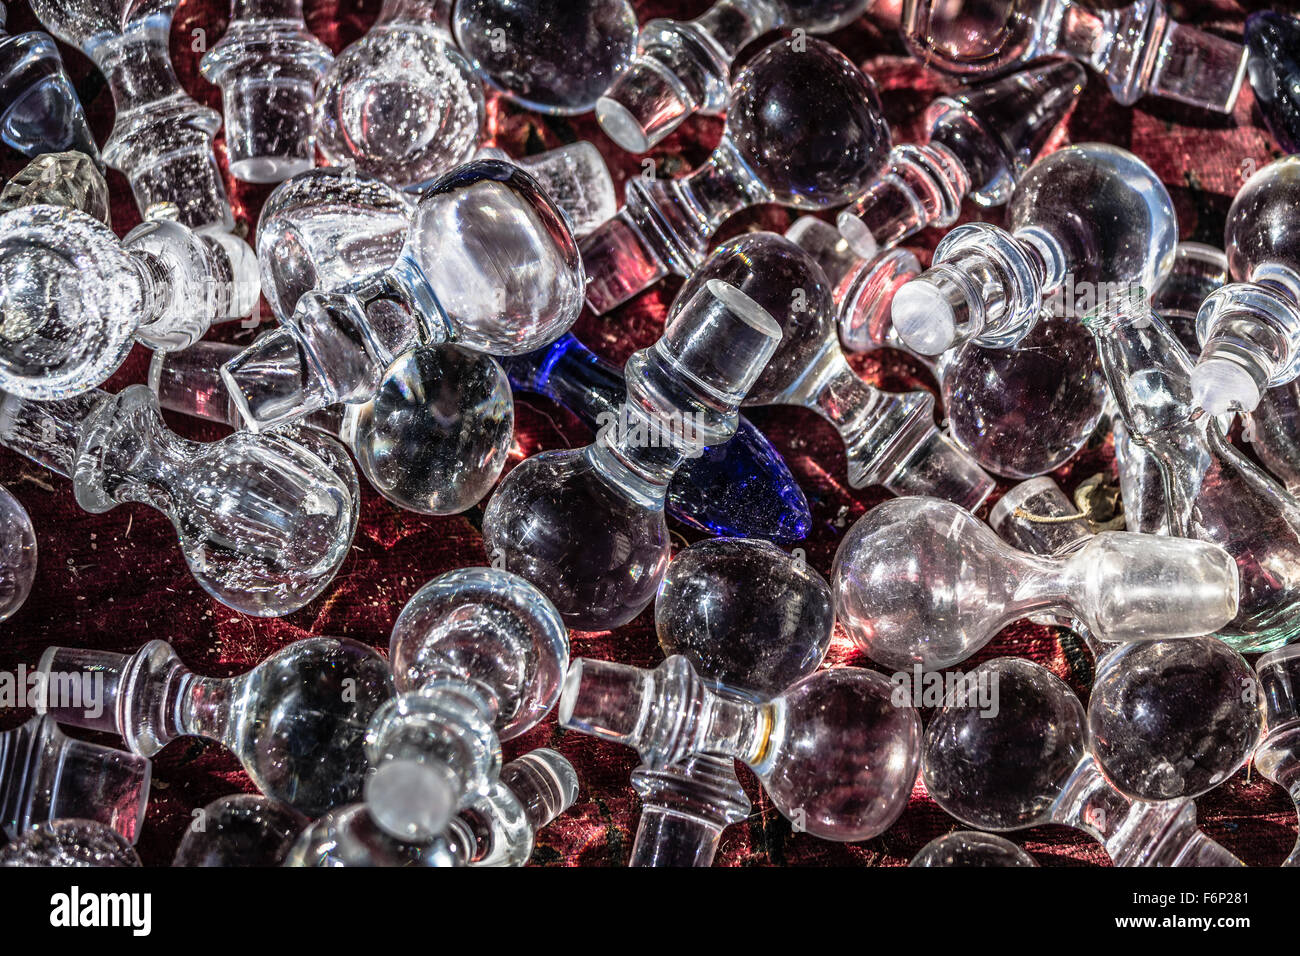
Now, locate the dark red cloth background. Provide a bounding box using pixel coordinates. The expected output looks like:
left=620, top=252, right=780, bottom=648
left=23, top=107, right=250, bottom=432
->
left=0, top=0, right=1295, bottom=866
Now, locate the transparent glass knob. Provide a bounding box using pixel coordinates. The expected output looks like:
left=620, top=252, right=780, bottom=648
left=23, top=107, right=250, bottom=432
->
left=28, top=0, right=238, bottom=233
left=0, top=820, right=140, bottom=867
left=365, top=568, right=569, bottom=842
left=891, top=143, right=1177, bottom=356
left=1089, top=291, right=1300, bottom=653
left=1114, top=245, right=1228, bottom=533
left=453, top=0, right=637, bottom=115
left=500, top=332, right=811, bottom=543
left=448, top=748, right=580, bottom=866
left=285, top=804, right=463, bottom=867
left=580, top=37, right=890, bottom=314
left=1246, top=11, right=1300, bottom=155
left=1089, top=638, right=1263, bottom=802
left=200, top=0, right=333, bottom=183
left=0, top=204, right=258, bottom=399
left=0, top=6, right=98, bottom=163
left=784, top=216, right=864, bottom=291
left=681, top=232, right=994, bottom=509
left=560, top=655, right=921, bottom=842
left=482, top=279, right=781, bottom=630
left=153, top=339, right=513, bottom=517
left=832, top=496, right=1239, bottom=670
left=1193, top=156, right=1300, bottom=415
left=923, top=657, right=1244, bottom=866
left=938, top=308, right=1106, bottom=478
left=596, top=0, right=872, bottom=151
left=0, top=483, right=36, bottom=621
left=1255, top=645, right=1300, bottom=866
left=224, top=160, right=583, bottom=431
left=342, top=347, right=513, bottom=514
left=656, top=538, right=832, bottom=695
left=0, top=715, right=149, bottom=844
left=901, top=0, right=1246, bottom=113
left=315, top=0, right=484, bottom=191
left=629, top=752, right=750, bottom=868
left=256, top=165, right=416, bottom=323
left=837, top=57, right=1085, bottom=258
left=258, top=145, right=610, bottom=326
left=0, top=385, right=359, bottom=616
left=37, top=637, right=394, bottom=817
left=909, top=832, right=1036, bottom=867
left=173, top=794, right=309, bottom=866
left=0, top=151, right=110, bottom=224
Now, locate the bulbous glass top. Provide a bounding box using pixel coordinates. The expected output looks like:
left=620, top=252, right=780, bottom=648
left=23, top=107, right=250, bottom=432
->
left=832, top=496, right=1013, bottom=670
left=453, top=0, right=637, bottom=114
left=230, top=637, right=395, bottom=817
left=1224, top=155, right=1300, bottom=282
left=0, top=205, right=140, bottom=400
left=314, top=21, right=483, bottom=190
left=482, top=448, right=673, bottom=630
left=1089, top=638, right=1263, bottom=801
left=656, top=537, right=833, bottom=695
left=257, top=166, right=414, bottom=323
left=909, top=831, right=1037, bottom=867
left=941, top=309, right=1106, bottom=478
left=389, top=567, right=570, bottom=740
left=399, top=160, right=584, bottom=355
left=1246, top=11, right=1300, bottom=155
left=672, top=232, right=836, bottom=406
left=172, top=794, right=308, bottom=867
left=1009, top=143, right=1177, bottom=294
left=923, top=658, right=1086, bottom=831
left=762, top=668, right=921, bottom=842
left=727, top=38, right=891, bottom=208
left=343, top=345, right=513, bottom=515
left=901, top=0, right=1037, bottom=75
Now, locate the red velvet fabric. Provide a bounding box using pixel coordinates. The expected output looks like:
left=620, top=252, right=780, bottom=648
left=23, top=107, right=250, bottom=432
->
left=0, top=0, right=1294, bottom=866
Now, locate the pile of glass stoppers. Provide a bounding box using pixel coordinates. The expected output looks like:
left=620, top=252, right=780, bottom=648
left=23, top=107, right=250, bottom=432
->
left=0, top=0, right=1298, bottom=868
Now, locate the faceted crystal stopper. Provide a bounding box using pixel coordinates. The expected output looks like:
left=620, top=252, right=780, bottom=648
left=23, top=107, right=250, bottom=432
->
left=0, top=152, right=110, bottom=224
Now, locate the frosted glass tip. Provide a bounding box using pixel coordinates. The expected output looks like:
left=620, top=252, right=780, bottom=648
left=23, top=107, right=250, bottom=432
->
left=596, top=95, right=653, bottom=154
left=836, top=209, right=879, bottom=260
left=892, top=279, right=957, bottom=355
left=1191, top=357, right=1262, bottom=415
left=365, top=759, right=457, bottom=843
